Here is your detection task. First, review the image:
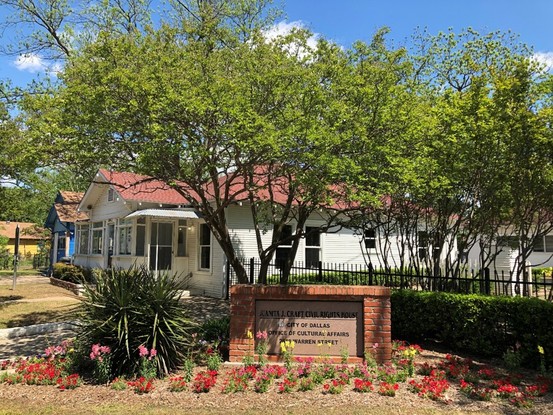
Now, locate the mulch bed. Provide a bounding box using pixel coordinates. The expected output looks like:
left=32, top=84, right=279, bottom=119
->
left=1, top=348, right=552, bottom=415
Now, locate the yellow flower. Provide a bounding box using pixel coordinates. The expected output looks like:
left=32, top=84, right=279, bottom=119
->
left=280, top=341, right=287, bottom=353
left=538, top=345, right=545, bottom=355
left=327, top=342, right=332, bottom=349
left=290, top=341, right=296, bottom=349
left=246, top=329, right=253, bottom=339
left=403, top=348, right=417, bottom=358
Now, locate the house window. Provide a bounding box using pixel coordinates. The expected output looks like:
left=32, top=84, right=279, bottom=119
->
left=77, top=224, right=89, bottom=254
left=535, top=237, right=545, bottom=252
left=117, top=219, right=132, bottom=255
left=418, top=231, right=428, bottom=260
left=305, top=226, right=320, bottom=268
left=57, top=233, right=67, bottom=250
left=536, top=235, right=553, bottom=252
left=135, top=217, right=146, bottom=256
left=199, top=223, right=211, bottom=270
left=177, top=220, right=187, bottom=257
left=107, top=187, right=115, bottom=202
left=364, top=228, right=376, bottom=249
left=276, top=225, right=293, bottom=268
left=91, top=222, right=103, bottom=254
left=546, top=236, right=553, bottom=252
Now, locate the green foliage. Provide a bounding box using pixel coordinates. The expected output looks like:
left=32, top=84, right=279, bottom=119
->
left=391, top=290, right=553, bottom=369
left=533, top=267, right=553, bottom=283
left=206, top=351, right=223, bottom=371
left=75, top=267, right=195, bottom=378
left=198, top=317, right=230, bottom=347
left=52, top=263, right=85, bottom=283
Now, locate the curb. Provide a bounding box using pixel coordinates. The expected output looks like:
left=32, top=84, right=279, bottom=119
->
left=0, top=322, right=77, bottom=340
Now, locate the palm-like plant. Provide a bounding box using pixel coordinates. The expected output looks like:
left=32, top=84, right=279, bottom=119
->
left=76, top=267, right=195, bottom=378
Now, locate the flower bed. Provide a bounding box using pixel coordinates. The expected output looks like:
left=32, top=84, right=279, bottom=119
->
left=1, top=339, right=552, bottom=413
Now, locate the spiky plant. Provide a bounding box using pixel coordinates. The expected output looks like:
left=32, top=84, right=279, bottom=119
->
left=76, top=267, right=195, bottom=379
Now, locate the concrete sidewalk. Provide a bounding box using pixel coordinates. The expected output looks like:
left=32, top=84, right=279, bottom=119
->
left=0, top=329, right=75, bottom=360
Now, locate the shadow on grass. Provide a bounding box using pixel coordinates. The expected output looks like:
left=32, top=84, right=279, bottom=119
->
left=6, top=306, right=78, bottom=328
left=0, top=295, right=24, bottom=303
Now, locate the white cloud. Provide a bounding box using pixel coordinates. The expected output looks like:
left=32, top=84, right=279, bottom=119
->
left=263, top=20, right=320, bottom=59
left=532, top=52, right=553, bottom=71
left=48, top=62, right=64, bottom=75
left=14, top=53, right=47, bottom=73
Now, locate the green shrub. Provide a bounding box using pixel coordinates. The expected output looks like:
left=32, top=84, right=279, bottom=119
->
left=197, top=317, right=230, bottom=361
left=391, top=290, right=553, bottom=369
left=532, top=267, right=553, bottom=283
left=52, top=263, right=85, bottom=283
left=199, top=316, right=230, bottom=346
left=75, top=267, right=195, bottom=379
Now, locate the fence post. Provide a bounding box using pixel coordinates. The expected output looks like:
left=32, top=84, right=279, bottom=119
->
left=368, top=263, right=373, bottom=286
left=249, top=257, right=255, bottom=284
left=317, top=261, right=323, bottom=282
left=484, top=268, right=491, bottom=295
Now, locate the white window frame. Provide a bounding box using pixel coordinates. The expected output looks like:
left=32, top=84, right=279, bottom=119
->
left=77, top=223, right=90, bottom=255
left=305, top=226, right=321, bottom=268
left=91, top=222, right=104, bottom=255
left=535, top=235, right=553, bottom=253
left=135, top=217, right=146, bottom=256
left=177, top=220, right=188, bottom=257
left=107, top=187, right=115, bottom=202
left=117, top=218, right=132, bottom=255
left=199, top=223, right=211, bottom=271
left=364, top=228, right=376, bottom=250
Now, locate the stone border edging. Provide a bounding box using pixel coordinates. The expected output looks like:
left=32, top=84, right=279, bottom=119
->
left=0, top=321, right=77, bottom=340
left=49, top=277, right=84, bottom=295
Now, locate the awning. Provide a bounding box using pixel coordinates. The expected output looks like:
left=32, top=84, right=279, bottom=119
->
left=125, top=209, right=200, bottom=219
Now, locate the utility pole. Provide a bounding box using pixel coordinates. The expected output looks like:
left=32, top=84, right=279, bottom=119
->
left=12, top=224, right=19, bottom=290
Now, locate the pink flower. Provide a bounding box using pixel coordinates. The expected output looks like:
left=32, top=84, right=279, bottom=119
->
left=256, top=331, right=268, bottom=340
left=138, top=345, right=149, bottom=357
left=149, top=349, right=157, bottom=360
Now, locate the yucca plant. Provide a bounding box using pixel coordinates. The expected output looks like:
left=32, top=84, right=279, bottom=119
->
left=76, top=267, right=195, bottom=379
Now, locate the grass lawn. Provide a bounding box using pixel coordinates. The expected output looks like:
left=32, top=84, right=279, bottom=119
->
left=0, top=269, right=44, bottom=277
left=0, top=283, right=80, bottom=328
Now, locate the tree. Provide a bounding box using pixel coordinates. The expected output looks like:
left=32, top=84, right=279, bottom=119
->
left=20, top=0, right=355, bottom=283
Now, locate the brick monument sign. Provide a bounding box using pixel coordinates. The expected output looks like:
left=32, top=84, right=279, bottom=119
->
left=229, top=285, right=392, bottom=364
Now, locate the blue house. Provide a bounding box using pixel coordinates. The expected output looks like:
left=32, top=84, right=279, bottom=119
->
left=45, top=191, right=88, bottom=264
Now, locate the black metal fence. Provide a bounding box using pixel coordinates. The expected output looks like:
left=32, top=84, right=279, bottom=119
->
left=226, top=257, right=553, bottom=301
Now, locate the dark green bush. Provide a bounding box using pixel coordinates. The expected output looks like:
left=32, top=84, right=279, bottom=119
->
left=52, top=263, right=85, bottom=283
left=198, top=316, right=230, bottom=347
left=76, top=267, right=195, bottom=379
left=391, top=290, right=553, bottom=369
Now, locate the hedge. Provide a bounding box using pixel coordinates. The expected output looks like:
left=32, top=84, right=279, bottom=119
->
left=52, top=263, right=97, bottom=284
left=391, top=290, right=553, bottom=369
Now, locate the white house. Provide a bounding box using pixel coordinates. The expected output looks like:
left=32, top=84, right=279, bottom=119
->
left=73, top=169, right=375, bottom=298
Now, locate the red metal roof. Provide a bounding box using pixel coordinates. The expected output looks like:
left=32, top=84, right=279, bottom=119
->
left=98, top=169, right=191, bottom=205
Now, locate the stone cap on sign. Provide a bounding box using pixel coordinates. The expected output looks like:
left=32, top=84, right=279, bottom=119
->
left=229, top=284, right=391, bottom=298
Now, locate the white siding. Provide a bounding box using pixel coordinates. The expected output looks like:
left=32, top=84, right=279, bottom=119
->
left=225, top=205, right=369, bottom=266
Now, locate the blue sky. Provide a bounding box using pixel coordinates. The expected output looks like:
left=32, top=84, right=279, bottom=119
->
left=1, top=0, right=553, bottom=89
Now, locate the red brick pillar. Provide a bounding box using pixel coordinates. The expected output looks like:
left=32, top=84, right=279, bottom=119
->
left=229, top=285, right=392, bottom=364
